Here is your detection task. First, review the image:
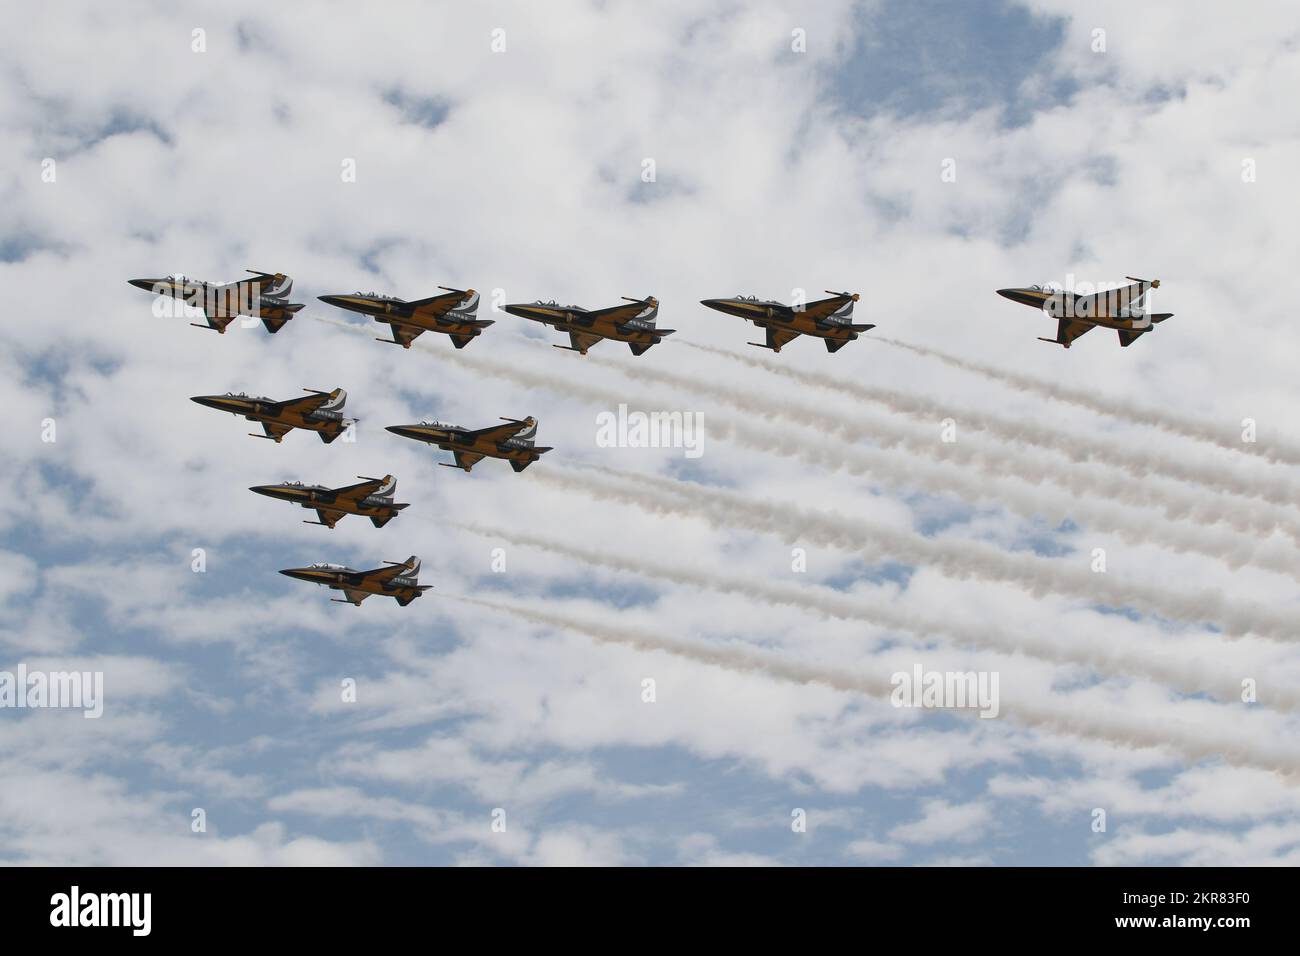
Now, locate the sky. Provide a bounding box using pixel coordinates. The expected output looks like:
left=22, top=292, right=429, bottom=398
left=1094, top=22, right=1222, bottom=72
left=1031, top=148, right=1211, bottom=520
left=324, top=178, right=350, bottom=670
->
left=2, top=0, right=1300, bottom=866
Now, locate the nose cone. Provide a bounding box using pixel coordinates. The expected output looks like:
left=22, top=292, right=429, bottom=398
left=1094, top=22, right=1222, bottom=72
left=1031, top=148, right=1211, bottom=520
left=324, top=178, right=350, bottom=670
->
left=699, top=298, right=747, bottom=316
left=279, top=567, right=316, bottom=582
left=128, top=277, right=162, bottom=291
left=385, top=424, right=424, bottom=441
left=996, top=287, right=1048, bottom=308
left=249, top=484, right=292, bottom=500
left=501, top=303, right=543, bottom=320
left=317, top=294, right=349, bottom=309
left=190, top=395, right=222, bottom=410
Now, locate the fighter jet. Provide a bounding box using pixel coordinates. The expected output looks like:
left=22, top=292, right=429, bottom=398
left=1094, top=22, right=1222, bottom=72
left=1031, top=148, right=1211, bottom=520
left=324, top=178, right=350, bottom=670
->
left=385, top=416, right=551, bottom=473
left=996, top=277, right=1174, bottom=348
left=250, top=474, right=408, bottom=529
left=127, top=270, right=304, bottom=333
left=190, top=387, right=355, bottom=443
left=317, top=286, right=493, bottom=349
left=503, top=295, right=674, bottom=355
left=279, top=555, right=431, bottom=606
left=699, top=291, right=873, bottom=353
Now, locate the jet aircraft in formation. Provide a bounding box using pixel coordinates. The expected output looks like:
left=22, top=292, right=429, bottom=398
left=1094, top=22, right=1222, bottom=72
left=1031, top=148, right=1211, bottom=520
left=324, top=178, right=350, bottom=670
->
left=146, top=265, right=1174, bottom=608
left=996, top=277, right=1174, bottom=348
left=386, top=416, right=551, bottom=473
left=190, top=387, right=354, bottom=443
left=279, top=555, right=431, bottom=606
left=317, top=286, right=493, bottom=349
left=128, top=270, right=304, bottom=333
left=250, top=474, right=408, bottom=528
left=503, top=295, right=674, bottom=355
left=699, top=291, right=874, bottom=353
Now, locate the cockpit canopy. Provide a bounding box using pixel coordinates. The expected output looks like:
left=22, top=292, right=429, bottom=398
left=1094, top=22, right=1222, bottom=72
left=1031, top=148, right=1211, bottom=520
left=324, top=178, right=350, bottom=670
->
left=419, top=419, right=459, bottom=429
left=310, top=562, right=347, bottom=570
left=1030, top=283, right=1063, bottom=293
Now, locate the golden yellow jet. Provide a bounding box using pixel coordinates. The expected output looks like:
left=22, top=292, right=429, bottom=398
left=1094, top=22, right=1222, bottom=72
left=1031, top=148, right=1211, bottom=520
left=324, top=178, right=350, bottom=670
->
left=386, top=416, right=551, bottom=473
left=280, top=555, right=431, bottom=606
left=190, top=387, right=354, bottom=443
left=700, top=291, right=872, bottom=353
left=997, top=277, right=1174, bottom=348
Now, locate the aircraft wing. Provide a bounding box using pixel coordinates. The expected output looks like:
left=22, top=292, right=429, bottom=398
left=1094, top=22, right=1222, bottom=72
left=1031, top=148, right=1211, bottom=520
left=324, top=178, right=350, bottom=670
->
left=198, top=308, right=237, bottom=332
left=1041, top=319, right=1094, bottom=348
left=332, top=477, right=386, bottom=500
left=275, top=391, right=335, bottom=415
left=800, top=294, right=854, bottom=320
left=389, top=323, right=425, bottom=347
left=467, top=420, right=529, bottom=443
left=260, top=421, right=294, bottom=441
left=314, top=508, right=346, bottom=528
left=453, top=450, right=485, bottom=471
left=568, top=330, right=604, bottom=352
left=410, top=289, right=473, bottom=319
left=340, top=588, right=372, bottom=605
left=763, top=326, right=802, bottom=351
left=358, top=561, right=415, bottom=584
left=585, top=301, right=645, bottom=325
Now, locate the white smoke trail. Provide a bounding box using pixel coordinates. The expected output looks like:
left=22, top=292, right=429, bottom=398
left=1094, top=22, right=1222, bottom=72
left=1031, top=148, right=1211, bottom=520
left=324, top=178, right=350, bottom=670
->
left=318, top=313, right=1300, bottom=577
left=581, top=349, right=1300, bottom=561
left=456, top=521, right=1300, bottom=712
left=314, top=316, right=1300, bottom=622
left=451, top=594, right=1300, bottom=777
left=682, top=340, right=1300, bottom=513
left=535, top=463, right=1300, bottom=642
left=875, top=336, right=1300, bottom=466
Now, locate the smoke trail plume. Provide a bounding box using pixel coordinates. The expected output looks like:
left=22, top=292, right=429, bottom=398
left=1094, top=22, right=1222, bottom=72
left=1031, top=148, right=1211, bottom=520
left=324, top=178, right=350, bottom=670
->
left=534, top=463, right=1300, bottom=642
left=875, top=337, right=1300, bottom=466
left=456, top=521, right=1300, bottom=711
left=682, top=340, right=1300, bottom=514
left=312, top=314, right=1300, bottom=624
left=581, top=349, right=1300, bottom=562
left=320, top=313, right=1300, bottom=577
left=451, top=594, right=1300, bottom=776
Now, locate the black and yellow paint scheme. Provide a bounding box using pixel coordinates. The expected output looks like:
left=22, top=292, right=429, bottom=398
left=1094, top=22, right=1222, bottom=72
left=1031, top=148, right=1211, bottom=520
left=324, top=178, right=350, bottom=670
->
left=997, top=277, right=1174, bottom=348
left=279, top=555, right=431, bottom=606
left=317, top=287, right=492, bottom=349
left=385, top=416, right=552, bottom=473
left=190, top=387, right=355, bottom=443
left=502, top=295, right=674, bottom=355
left=128, top=270, right=303, bottom=333
left=699, top=291, right=873, bottom=353
left=250, top=474, right=408, bottom=529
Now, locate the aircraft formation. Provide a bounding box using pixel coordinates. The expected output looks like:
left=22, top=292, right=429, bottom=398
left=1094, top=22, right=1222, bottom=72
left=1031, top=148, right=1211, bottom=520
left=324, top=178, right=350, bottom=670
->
left=128, top=268, right=1175, bottom=606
